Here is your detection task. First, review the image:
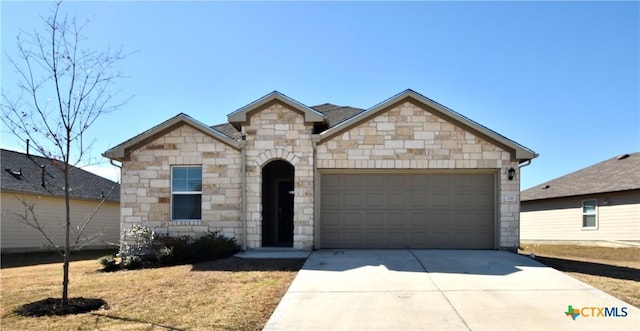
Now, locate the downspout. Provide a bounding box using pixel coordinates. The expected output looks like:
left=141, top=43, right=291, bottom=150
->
left=311, top=135, right=320, bottom=250
left=110, top=159, right=122, bottom=169
left=518, top=159, right=532, bottom=168
left=240, top=133, right=247, bottom=251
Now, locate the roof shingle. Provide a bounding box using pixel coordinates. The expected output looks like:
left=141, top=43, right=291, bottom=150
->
left=521, top=152, right=640, bottom=201
left=1, top=149, right=119, bottom=202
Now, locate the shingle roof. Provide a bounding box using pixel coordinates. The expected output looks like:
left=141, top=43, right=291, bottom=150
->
left=210, top=103, right=366, bottom=139
left=311, top=103, right=366, bottom=127
left=1, top=149, right=119, bottom=202
left=521, top=152, right=640, bottom=201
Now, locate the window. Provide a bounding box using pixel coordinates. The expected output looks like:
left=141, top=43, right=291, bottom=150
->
left=582, top=199, right=597, bottom=228
left=171, top=166, right=202, bottom=220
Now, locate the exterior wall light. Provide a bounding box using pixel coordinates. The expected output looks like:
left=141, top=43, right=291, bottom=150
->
left=508, top=167, right=516, bottom=181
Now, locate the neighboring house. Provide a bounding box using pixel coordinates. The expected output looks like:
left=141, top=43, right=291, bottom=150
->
left=1, top=149, right=120, bottom=253
left=521, top=152, right=640, bottom=244
left=103, top=89, right=537, bottom=251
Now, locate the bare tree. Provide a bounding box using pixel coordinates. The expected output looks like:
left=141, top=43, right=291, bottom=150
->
left=1, top=1, right=129, bottom=306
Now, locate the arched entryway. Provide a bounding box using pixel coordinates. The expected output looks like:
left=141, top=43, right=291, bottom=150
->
left=262, top=160, right=294, bottom=247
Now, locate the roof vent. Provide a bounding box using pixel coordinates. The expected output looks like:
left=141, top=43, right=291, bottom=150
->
left=617, top=154, right=630, bottom=160
left=541, top=185, right=550, bottom=189
left=5, top=168, right=22, bottom=178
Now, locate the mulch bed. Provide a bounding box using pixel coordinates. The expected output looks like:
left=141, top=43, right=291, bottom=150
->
left=14, top=297, right=107, bottom=317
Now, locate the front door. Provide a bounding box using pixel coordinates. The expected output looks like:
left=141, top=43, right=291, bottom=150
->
left=277, top=180, right=294, bottom=245
left=261, top=160, right=294, bottom=247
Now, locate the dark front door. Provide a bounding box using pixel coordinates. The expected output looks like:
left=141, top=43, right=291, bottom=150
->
left=277, top=181, right=294, bottom=245
left=262, top=160, right=294, bottom=247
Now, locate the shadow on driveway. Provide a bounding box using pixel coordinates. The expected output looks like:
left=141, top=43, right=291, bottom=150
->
left=532, top=255, right=640, bottom=281
left=302, top=249, right=547, bottom=275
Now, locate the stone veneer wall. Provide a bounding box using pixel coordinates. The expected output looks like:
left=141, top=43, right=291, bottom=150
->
left=316, top=101, right=521, bottom=249
left=121, top=124, right=242, bottom=240
left=242, top=103, right=315, bottom=249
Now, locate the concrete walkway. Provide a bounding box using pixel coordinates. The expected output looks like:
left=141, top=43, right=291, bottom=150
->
left=263, top=249, right=639, bottom=331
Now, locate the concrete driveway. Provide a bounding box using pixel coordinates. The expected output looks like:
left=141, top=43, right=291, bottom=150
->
left=263, top=250, right=639, bottom=331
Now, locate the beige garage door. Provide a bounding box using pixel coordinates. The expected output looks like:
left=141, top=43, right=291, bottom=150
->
left=320, top=172, right=496, bottom=249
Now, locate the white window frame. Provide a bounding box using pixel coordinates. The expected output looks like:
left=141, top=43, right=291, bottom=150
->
left=581, top=199, right=598, bottom=230
left=171, top=165, right=202, bottom=221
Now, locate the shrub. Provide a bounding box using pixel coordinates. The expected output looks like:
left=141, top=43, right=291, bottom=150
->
left=121, top=255, right=143, bottom=270
left=190, top=232, right=240, bottom=262
left=156, top=234, right=193, bottom=263
left=98, top=255, right=118, bottom=271
left=120, top=225, right=158, bottom=260
left=155, top=246, right=175, bottom=266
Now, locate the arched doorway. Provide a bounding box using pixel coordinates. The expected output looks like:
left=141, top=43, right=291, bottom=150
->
left=262, top=160, right=294, bottom=247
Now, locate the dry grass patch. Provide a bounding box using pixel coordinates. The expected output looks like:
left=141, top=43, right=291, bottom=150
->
left=1, top=256, right=304, bottom=330
left=519, top=244, right=640, bottom=308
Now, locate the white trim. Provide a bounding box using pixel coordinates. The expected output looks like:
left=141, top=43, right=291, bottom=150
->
left=170, top=165, right=203, bottom=222
left=581, top=198, right=598, bottom=230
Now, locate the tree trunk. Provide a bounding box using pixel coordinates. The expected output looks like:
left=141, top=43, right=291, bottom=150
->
left=62, top=141, right=71, bottom=306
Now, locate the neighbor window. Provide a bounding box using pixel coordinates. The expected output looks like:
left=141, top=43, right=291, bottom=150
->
left=582, top=199, right=597, bottom=228
left=171, top=166, right=202, bottom=220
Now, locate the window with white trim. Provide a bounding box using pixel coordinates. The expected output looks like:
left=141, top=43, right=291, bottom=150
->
left=582, top=199, right=597, bottom=228
left=171, top=166, right=202, bottom=221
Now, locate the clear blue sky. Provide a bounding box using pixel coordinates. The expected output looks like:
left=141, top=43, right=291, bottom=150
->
left=2, top=1, right=639, bottom=190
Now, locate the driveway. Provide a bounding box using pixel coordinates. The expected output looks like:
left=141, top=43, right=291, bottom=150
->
left=263, top=250, right=639, bottom=331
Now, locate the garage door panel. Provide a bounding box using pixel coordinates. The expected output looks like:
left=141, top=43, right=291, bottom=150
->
left=387, top=212, right=406, bottom=226
left=320, top=173, right=495, bottom=249
left=365, top=193, right=384, bottom=207
left=344, top=212, right=364, bottom=226
left=344, top=193, right=361, bottom=207
left=387, top=193, right=405, bottom=208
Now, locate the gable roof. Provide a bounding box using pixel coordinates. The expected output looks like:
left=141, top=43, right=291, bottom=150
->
left=1, top=149, right=119, bottom=202
left=311, top=103, right=366, bottom=127
left=104, top=90, right=536, bottom=163
left=521, top=152, right=640, bottom=201
left=103, top=113, right=242, bottom=161
left=227, top=91, right=325, bottom=128
left=319, top=89, right=537, bottom=162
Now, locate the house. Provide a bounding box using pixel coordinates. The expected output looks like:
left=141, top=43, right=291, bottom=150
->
left=520, top=152, right=640, bottom=244
left=103, top=89, right=537, bottom=251
left=1, top=149, right=120, bottom=253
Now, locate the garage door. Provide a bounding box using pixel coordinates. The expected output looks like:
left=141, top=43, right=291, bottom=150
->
left=320, top=172, right=495, bottom=249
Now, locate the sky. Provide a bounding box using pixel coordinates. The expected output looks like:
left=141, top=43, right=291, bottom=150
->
left=1, top=1, right=638, bottom=190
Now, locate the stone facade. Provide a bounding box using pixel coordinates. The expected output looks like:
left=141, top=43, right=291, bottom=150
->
left=121, top=124, right=242, bottom=239
left=316, top=101, right=521, bottom=249
left=111, top=91, right=534, bottom=251
left=243, top=103, right=316, bottom=249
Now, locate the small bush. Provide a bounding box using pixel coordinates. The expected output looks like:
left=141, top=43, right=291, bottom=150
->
left=121, top=255, right=142, bottom=270
left=156, top=234, right=192, bottom=262
left=98, top=255, right=118, bottom=271
left=155, top=246, right=175, bottom=266
left=120, top=225, right=157, bottom=260
left=191, top=232, right=239, bottom=262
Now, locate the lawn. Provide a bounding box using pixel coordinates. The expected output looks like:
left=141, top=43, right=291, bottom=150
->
left=519, top=244, right=640, bottom=308
left=1, top=253, right=304, bottom=331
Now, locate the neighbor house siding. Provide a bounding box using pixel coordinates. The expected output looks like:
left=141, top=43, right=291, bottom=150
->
left=242, top=102, right=315, bottom=249
left=120, top=124, right=242, bottom=239
left=316, top=101, right=521, bottom=249
left=520, top=190, right=640, bottom=242
left=1, top=192, right=119, bottom=252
